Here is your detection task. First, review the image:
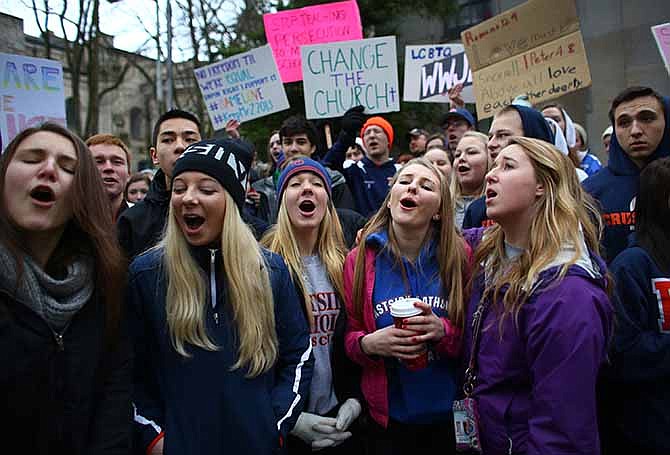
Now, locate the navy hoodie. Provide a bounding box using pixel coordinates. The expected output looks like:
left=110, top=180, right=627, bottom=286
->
left=583, top=97, right=670, bottom=262
left=128, top=247, right=313, bottom=454
left=323, top=137, right=398, bottom=218
left=462, top=106, right=555, bottom=229
left=607, top=243, right=670, bottom=451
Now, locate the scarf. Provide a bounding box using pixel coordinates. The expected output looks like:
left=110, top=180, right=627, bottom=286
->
left=0, top=244, right=94, bottom=332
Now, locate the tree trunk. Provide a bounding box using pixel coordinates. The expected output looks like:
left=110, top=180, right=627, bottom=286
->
left=84, top=0, right=100, bottom=138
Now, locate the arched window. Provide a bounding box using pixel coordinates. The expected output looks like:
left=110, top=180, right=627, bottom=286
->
left=130, top=107, right=143, bottom=140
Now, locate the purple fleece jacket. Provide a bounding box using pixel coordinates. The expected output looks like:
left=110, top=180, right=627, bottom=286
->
left=462, top=228, right=613, bottom=455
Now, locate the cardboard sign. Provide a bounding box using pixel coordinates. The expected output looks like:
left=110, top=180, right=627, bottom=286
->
left=471, top=31, right=591, bottom=118
left=193, top=45, right=290, bottom=129
left=461, top=0, right=578, bottom=71
left=403, top=44, right=474, bottom=103
left=301, top=36, right=399, bottom=119
left=1, top=52, right=66, bottom=151
left=263, top=0, right=363, bottom=83
left=651, top=23, right=670, bottom=75
left=461, top=0, right=591, bottom=119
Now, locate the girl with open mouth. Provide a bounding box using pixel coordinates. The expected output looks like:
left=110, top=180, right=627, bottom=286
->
left=0, top=122, right=130, bottom=453
left=461, top=137, right=613, bottom=455
left=263, top=157, right=363, bottom=454
left=343, top=157, right=470, bottom=454
left=451, top=131, right=490, bottom=230
left=127, top=138, right=312, bottom=455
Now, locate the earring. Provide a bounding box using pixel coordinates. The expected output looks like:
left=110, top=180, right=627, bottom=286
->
left=432, top=214, right=440, bottom=220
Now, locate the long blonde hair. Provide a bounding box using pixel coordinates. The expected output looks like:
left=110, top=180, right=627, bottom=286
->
left=351, top=157, right=468, bottom=328
left=261, top=178, right=347, bottom=330
left=161, top=191, right=277, bottom=377
left=450, top=131, right=490, bottom=201
left=473, top=137, right=602, bottom=328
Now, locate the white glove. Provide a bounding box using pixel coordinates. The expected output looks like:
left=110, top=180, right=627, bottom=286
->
left=291, top=412, right=352, bottom=450
left=335, top=398, right=362, bottom=432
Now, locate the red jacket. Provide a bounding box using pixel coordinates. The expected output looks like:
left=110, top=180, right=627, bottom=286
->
left=342, top=245, right=465, bottom=427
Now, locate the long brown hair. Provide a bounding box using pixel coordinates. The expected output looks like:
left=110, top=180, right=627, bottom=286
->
left=0, top=122, right=125, bottom=343
left=472, top=137, right=602, bottom=330
left=351, top=158, right=468, bottom=328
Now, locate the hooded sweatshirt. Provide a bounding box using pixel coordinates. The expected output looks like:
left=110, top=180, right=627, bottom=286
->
left=583, top=97, right=670, bottom=262
left=606, top=242, right=670, bottom=452
left=462, top=106, right=554, bottom=229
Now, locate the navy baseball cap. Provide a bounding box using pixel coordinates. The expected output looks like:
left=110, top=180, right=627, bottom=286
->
left=442, top=108, right=476, bottom=128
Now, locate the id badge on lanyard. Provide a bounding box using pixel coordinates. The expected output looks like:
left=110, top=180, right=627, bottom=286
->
left=453, top=397, right=482, bottom=452
left=453, top=293, right=489, bottom=453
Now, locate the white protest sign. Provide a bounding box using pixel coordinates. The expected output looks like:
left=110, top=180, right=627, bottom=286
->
left=193, top=45, right=290, bottom=129
left=1, top=52, right=66, bottom=151
left=403, top=44, right=474, bottom=103
left=301, top=36, right=399, bottom=119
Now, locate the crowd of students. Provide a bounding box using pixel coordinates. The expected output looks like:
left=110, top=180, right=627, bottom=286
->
left=1, top=83, right=668, bottom=455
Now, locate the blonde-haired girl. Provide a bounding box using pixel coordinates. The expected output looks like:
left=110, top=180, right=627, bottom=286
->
left=263, top=157, right=364, bottom=454
left=344, top=157, right=469, bottom=454
left=461, top=137, right=613, bottom=454
left=128, top=138, right=312, bottom=454
left=451, top=131, right=490, bottom=229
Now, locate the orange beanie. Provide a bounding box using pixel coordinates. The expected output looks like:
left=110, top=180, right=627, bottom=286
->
left=361, top=116, right=394, bottom=145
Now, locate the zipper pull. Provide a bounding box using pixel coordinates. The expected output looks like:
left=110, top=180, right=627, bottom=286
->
left=54, top=332, right=65, bottom=351
left=213, top=312, right=219, bottom=325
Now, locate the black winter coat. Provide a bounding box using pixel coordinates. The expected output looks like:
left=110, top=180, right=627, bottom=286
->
left=0, top=288, right=132, bottom=454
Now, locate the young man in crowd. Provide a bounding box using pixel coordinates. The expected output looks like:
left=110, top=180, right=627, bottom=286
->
left=323, top=106, right=400, bottom=217
left=407, top=127, right=428, bottom=156
left=584, top=86, right=669, bottom=262
left=442, top=108, right=476, bottom=157
left=117, top=109, right=202, bottom=259
left=86, top=133, right=132, bottom=221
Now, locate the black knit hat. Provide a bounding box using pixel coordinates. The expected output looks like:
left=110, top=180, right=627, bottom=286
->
left=172, top=138, right=252, bottom=211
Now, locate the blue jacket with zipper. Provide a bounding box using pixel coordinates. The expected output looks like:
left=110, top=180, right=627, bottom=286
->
left=128, top=246, right=313, bottom=454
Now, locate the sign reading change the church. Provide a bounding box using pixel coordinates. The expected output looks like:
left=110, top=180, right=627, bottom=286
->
left=194, top=45, right=290, bottom=129
left=301, top=36, right=399, bottom=119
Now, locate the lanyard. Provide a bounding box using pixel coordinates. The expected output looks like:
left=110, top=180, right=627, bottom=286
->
left=462, top=293, right=490, bottom=397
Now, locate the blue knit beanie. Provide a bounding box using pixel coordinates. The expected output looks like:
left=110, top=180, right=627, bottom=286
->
left=276, top=158, right=332, bottom=202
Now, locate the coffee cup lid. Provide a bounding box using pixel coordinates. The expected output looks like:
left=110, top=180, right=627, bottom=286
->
left=390, top=298, right=422, bottom=318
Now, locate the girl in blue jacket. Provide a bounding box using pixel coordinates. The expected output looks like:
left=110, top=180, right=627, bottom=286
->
left=128, top=138, right=313, bottom=454
left=262, top=157, right=363, bottom=454
left=607, top=156, right=670, bottom=454
left=344, top=157, right=469, bottom=454
left=463, top=137, right=613, bottom=455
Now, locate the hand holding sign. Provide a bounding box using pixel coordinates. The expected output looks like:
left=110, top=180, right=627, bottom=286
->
left=448, top=83, right=466, bottom=109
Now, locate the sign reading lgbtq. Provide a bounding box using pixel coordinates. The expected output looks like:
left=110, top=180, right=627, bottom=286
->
left=301, top=36, right=399, bottom=119
left=461, top=0, right=591, bottom=119
left=194, top=45, right=289, bottom=129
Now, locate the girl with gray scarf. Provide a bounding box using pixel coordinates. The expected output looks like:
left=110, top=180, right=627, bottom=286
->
left=0, top=122, right=131, bottom=453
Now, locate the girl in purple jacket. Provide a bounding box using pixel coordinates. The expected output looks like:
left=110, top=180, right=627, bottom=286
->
left=463, top=137, right=613, bottom=455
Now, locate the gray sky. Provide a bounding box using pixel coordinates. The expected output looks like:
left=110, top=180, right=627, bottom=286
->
left=0, top=0, right=242, bottom=61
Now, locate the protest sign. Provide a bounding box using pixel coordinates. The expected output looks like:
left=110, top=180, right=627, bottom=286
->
left=1, top=52, right=66, bottom=151
left=651, top=23, right=670, bottom=76
left=263, top=0, right=363, bottom=83
left=461, top=0, right=578, bottom=71
left=461, top=0, right=591, bottom=119
left=403, top=44, right=474, bottom=103
left=301, top=36, right=399, bottom=119
left=193, top=45, right=289, bottom=129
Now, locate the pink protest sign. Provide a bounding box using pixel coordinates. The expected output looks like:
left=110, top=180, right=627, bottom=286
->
left=263, top=0, right=363, bottom=83
left=651, top=23, right=670, bottom=75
